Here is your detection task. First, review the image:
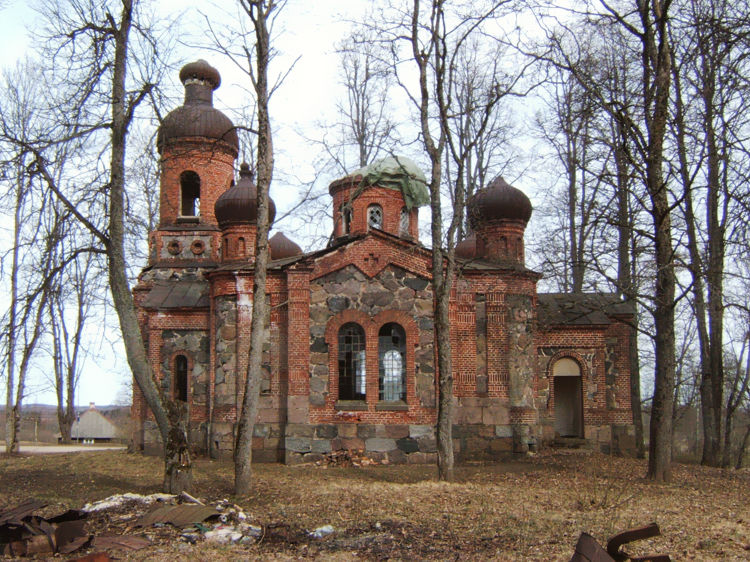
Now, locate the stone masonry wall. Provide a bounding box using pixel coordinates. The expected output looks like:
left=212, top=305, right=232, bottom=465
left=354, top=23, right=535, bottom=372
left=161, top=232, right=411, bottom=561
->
left=308, top=264, right=435, bottom=415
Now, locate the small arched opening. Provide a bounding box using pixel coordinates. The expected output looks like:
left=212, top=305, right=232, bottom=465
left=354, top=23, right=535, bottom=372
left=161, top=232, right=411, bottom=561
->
left=180, top=171, right=201, bottom=217
left=552, top=357, right=583, bottom=438
left=175, top=354, right=189, bottom=402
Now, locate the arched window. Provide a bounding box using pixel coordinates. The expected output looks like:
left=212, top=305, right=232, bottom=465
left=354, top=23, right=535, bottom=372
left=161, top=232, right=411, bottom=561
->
left=338, top=323, right=366, bottom=400
left=399, top=207, right=410, bottom=235
left=341, top=205, right=352, bottom=234
left=367, top=204, right=383, bottom=229
left=180, top=171, right=201, bottom=216
left=378, top=323, right=406, bottom=401
left=238, top=237, right=246, bottom=256
left=175, top=354, right=189, bottom=402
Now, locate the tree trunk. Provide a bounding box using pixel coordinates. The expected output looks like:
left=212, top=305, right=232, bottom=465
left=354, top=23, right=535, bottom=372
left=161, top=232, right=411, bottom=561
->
left=234, top=0, right=275, bottom=495
left=5, top=173, right=23, bottom=456
left=613, top=113, right=645, bottom=458
left=106, top=0, right=190, bottom=492
left=735, top=423, right=750, bottom=470
left=642, top=0, right=675, bottom=483
left=434, top=254, right=455, bottom=481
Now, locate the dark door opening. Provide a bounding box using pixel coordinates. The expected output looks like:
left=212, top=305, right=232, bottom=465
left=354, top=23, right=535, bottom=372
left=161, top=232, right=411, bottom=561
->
left=554, top=376, right=583, bottom=438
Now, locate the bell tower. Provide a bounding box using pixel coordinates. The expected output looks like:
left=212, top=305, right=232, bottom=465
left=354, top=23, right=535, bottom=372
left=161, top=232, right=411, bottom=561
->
left=147, top=60, right=239, bottom=265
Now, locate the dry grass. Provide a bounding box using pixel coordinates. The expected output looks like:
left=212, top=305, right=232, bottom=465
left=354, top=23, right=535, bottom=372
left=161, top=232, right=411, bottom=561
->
left=1, top=449, right=748, bottom=560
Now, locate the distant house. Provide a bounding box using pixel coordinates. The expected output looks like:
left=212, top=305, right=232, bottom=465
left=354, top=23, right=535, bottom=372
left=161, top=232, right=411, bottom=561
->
left=65, top=403, right=118, bottom=444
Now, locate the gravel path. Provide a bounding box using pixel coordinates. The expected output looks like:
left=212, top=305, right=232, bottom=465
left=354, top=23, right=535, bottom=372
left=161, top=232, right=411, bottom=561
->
left=17, top=444, right=127, bottom=454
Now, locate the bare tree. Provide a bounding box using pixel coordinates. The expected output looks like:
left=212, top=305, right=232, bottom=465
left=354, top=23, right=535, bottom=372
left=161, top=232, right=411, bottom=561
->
left=329, top=29, right=399, bottom=173
left=669, top=0, right=750, bottom=467
left=233, top=0, right=280, bottom=495
left=537, top=0, right=677, bottom=480
left=48, top=248, right=100, bottom=444
left=0, top=61, right=67, bottom=454
left=15, top=0, right=193, bottom=492
left=378, top=0, right=524, bottom=480
left=535, top=58, right=608, bottom=294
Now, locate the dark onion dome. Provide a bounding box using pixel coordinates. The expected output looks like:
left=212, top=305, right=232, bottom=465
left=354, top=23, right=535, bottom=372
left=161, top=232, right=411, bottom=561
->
left=467, top=176, right=532, bottom=228
left=455, top=232, right=478, bottom=260
left=157, top=60, right=239, bottom=156
left=215, top=163, right=276, bottom=229
left=269, top=231, right=303, bottom=259
left=179, top=59, right=221, bottom=89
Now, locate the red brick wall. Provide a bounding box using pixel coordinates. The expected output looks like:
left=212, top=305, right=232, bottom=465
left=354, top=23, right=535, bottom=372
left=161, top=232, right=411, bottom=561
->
left=159, top=142, right=235, bottom=227
left=329, top=177, right=420, bottom=241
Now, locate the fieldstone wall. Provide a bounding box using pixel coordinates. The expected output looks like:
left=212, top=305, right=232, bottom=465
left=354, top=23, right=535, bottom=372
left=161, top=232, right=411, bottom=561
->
left=159, top=329, right=210, bottom=402
left=213, top=295, right=237, bottom=454
left=506, top=294, right=537, bottom=451
left=307, top=264, right=435, bottom=409
left=283, top=423, right=438, bottom=464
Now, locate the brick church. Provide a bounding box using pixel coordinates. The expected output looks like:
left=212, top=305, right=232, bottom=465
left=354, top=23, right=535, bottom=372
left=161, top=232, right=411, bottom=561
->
left=133, top=60, right=637, bottom=463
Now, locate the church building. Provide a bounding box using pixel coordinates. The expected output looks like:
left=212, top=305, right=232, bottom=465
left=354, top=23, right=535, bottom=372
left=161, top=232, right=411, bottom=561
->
left=132, top=60, right=637, bottom=463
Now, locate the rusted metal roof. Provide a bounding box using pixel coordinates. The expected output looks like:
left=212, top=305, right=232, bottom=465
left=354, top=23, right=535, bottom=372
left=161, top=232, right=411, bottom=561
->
left=538, top=293, right=635, bottom=327
left=468, top=176, right=533, bottom=227
left=157, top=61, right=239, bottom=156
left=269, top=231, right=302, bottom=259
left=141, top=280, right=209, bottom=310
left=215, top=162, right=276, bottom=228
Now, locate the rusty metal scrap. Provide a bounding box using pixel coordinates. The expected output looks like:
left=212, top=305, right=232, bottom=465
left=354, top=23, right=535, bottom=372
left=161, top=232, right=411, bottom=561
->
left=0, top=500, right=89, bottom=557
left=570, top=523, right=671, bottom=562
left=136, top=504, right=220, bottom=528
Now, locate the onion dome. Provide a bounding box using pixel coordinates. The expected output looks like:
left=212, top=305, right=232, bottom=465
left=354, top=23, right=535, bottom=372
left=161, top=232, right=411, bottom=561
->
left=214, top=163, right=276, bottom=229
left=269, top=232, right=303, bottom=259
left=455, top=232, right=478, bottom=260
left=467, top=176, right=532, bottom=229
left=157, top=60, right=239, bottom=156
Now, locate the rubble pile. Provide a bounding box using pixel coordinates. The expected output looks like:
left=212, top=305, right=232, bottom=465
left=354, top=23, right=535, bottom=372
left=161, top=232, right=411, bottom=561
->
left=316, top=448, right=385, bottom=467
left=0, top=493, right=265, bottom=558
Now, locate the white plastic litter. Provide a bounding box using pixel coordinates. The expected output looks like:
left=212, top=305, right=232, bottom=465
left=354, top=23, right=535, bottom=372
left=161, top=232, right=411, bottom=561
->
left=82, top=493, right=176, bottom=512
left=204, top=524, right=243, bottom=544
left=309, top=525, right=335, bottom=539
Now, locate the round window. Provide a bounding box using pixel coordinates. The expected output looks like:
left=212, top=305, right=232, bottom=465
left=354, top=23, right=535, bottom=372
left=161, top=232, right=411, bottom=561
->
left=191, top=239, right=205, bottom=255
left=167, top=240, right=183, bottom=255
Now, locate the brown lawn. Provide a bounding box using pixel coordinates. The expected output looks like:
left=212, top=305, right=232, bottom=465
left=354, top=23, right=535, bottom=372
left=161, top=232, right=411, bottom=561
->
left=0, top=449, right=748, bottom=560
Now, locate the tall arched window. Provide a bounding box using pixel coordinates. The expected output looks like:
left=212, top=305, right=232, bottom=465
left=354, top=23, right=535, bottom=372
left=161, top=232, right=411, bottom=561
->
left=399, top=207, right=410, bottom=235
left=338, top=323, right=366, bottom=400
left=175, top=354, right=189, bottom=402
left=341, top=204, right=352, bottom=234
left=367, top=204, right=383, bottom=229
left=378, top=323, right=406, bottom=401
left=180, top=171, right=201, bottom=216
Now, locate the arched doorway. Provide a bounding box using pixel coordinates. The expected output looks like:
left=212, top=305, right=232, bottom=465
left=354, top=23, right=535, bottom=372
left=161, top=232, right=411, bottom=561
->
left=552, top=358, right=583, bottom=438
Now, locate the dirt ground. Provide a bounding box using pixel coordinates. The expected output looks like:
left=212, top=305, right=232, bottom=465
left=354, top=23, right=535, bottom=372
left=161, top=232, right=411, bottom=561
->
left=0, top=449, right=748, bottom=560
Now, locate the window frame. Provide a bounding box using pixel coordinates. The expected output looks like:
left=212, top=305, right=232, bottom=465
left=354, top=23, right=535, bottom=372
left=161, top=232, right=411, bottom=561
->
left=367, top=204, right=383, bottom=230
left=336, top=322, right=367, bottom=403
left=378, top=323, right=407, bottom=403
left=179, top=170, right=201, bottom=219
left=325, top=310, right=418, bottom=414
